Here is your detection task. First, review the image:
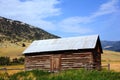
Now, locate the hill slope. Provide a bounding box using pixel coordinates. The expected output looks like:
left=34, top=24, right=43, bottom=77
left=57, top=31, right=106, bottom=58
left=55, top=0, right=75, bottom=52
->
left=0, top=16, right=59, bottom=43
left=102, top=50, right=120, bottom=62
left=0, top=16, right=59, bottom=57
left=101, top=41, right=120, bottom=52
left=0, top=16, right=120, bottom=52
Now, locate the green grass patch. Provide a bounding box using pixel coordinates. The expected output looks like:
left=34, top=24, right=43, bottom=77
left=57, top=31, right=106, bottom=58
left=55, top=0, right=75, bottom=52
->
left=1, top=69, right=120, bottom=80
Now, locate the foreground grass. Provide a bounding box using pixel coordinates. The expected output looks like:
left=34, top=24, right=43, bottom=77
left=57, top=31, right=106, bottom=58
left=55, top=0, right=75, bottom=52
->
left=0, top=69, right=120, bottom=80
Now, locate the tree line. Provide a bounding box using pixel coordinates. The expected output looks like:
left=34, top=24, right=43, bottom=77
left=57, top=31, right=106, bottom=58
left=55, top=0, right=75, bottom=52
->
left=0, top=56, right=24, bottom=65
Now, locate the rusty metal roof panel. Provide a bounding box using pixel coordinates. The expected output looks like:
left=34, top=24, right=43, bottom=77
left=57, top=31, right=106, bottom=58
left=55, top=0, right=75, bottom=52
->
left=23, top=35, right=99, bottom=54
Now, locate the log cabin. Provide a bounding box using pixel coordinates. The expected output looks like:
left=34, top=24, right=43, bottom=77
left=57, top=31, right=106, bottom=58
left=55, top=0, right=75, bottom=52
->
left=23, top=35, right=103, bottom=71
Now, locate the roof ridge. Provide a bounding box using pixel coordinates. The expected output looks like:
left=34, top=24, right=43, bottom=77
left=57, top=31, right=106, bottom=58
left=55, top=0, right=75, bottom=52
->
left=34, top=34, right=99, bottom=42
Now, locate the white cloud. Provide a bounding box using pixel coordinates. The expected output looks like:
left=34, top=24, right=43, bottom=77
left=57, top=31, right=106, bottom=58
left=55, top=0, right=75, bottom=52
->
left=57, top=0, right=119, bottom=35
left=0, top=0, right=61, bottom=30
left=58, top=17, right=92, bottom=34
left=0, top=0, right=61, bottom=18
left=91, top=0, right=119, bottom=18
left=0, top=0, right=119, bottom=36
left=30, top=19, right=57, bottom=31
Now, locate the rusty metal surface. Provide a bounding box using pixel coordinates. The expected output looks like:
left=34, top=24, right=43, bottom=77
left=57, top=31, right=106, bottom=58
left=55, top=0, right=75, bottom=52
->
left=23, top=35, right=99, bottom=54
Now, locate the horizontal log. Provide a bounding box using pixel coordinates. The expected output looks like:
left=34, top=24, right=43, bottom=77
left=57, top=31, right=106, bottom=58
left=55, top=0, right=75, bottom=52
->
left=61, top=57, right=91, bottom=60
left=0, top=68, right=24, bottom=70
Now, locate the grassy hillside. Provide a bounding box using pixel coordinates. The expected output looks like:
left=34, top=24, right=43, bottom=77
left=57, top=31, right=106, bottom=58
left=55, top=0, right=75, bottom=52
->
left=0, top=16, right=59, bottom=59
left=0, top=69, right=120, bottom=80
left=0, top=16, right=59, bottom=42
left=0, top=42, right=30, bottom=59
left=102, top=50, right=120, bottom=62
left=102, top=41, right=120, bottom=52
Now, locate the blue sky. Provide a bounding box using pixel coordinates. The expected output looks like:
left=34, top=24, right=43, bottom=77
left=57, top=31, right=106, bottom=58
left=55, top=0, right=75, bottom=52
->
left=0, top=0, right=120, bottom=41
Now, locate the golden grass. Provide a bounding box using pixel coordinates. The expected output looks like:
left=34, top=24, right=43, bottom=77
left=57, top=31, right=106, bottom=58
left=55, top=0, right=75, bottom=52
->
left=102, top=50, right=120, bottom=62
left=0, top=47, right=25, bottom=58
left=102, top=62, right=120, bottom=72
left=0, top=65, right=24, bottom=75
left=0, top=42, right=30, bottom=59
left=0, top=42, right=27, bottom=75
left=102, top=50, right=120, bottom=72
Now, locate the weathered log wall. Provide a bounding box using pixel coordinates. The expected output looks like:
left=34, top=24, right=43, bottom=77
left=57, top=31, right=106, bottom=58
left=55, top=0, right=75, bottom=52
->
left=25, top=54, right=51, bottom=71
left=24, top=51, right=100, bottom=71
left=61, top=52, right=93, bottom=70
left=93, top=52, right=101, bottom=70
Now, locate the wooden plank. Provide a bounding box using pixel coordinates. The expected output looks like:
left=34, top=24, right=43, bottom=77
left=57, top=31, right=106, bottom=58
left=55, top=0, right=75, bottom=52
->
left=51, top=54, right=61, bottom=71
left=60, top=52, right=94, bottom=70
left=25, top=54, right=51, bottom=70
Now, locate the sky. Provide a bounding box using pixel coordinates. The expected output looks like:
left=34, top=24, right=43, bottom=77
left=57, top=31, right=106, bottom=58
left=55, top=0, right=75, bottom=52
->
left=0, top=0, right=120, bottom=41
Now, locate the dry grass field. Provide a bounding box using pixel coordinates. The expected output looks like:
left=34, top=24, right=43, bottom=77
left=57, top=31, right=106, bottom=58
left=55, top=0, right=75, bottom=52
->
left=0, top=65, right=24, bottom=75
left=0, top=42, right=30, bottom=59
left=102, top=50, right=120, bottom=72
left=102, top=62, right=120, bottom=72
left=102, top=50, right=120, bottom=62
left=0, top=47, right=25, bottom=58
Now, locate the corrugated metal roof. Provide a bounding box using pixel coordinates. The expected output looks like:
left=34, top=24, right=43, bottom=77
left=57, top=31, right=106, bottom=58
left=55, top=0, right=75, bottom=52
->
left=23, top=35, right=99, bottom=54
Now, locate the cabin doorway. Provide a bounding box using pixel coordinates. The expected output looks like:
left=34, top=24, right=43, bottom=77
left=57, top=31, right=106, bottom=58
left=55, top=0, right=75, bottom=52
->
left=51, top=54, right=61, bottom=72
